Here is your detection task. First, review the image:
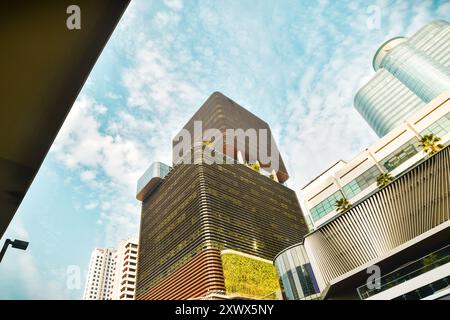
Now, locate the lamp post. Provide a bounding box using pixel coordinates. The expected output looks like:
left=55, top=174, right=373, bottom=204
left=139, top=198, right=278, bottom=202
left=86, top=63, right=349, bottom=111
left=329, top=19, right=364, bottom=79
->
left=0, top=239, right=29, bottom=263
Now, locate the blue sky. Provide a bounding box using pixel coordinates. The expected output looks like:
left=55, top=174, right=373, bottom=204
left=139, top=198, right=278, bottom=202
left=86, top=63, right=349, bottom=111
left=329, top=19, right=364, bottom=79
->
left=0, top=0, right=448, bottom=299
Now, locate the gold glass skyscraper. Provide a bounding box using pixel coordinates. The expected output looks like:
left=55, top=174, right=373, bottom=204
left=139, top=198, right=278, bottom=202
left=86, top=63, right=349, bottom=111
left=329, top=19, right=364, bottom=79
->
left=135, top=92, right=308, bottom=300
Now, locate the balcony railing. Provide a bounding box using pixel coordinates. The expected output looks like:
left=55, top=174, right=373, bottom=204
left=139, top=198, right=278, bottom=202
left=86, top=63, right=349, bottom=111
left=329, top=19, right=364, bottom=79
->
left=357, top=245, right=450, bottom=299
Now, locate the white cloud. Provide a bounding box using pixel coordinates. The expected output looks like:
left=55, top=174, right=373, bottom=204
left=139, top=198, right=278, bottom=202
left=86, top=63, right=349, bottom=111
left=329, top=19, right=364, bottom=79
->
left=80, top=170, right=96, bottom=182
left=0, top=217, right=69, bottom=299
left=164, top=0, right=183, bottom=11
left=52, top=95, right=146, bottom=189
left=84, top=201, right=99, bottom=210
left=153, top=11, right=180, bottom=28
left=50, top=95, right=149, bottom=246
left=437, top=2, right=450, bottom=16
left=50, top=0, right=447, bottom=269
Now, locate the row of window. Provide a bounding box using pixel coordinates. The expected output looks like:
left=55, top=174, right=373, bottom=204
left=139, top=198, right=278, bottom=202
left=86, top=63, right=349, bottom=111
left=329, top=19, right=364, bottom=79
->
left=380, top=137, right=421, bottom=172
left=420, top=111, right=450, bottom=138
left=342, top=165, right=381, bottom=200
left=310, top=190, right=344, bottom=222
left=308, top=111, right=450, bottom=223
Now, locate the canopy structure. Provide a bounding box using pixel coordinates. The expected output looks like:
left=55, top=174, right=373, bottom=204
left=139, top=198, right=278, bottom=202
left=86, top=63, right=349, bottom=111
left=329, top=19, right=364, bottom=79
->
left=0, top=1, right=130, bottom=237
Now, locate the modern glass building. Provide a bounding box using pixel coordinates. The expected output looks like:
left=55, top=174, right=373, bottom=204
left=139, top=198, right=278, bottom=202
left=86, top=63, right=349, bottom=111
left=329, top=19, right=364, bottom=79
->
left=273, top=243, right=320, bottom=300
left=280, top=145, right=450, bottom=300
left=303, top=93, right=450, bottom=228
left=135, top=92, right=308, bottom=300
left=355, top=20, right=450, bottom=137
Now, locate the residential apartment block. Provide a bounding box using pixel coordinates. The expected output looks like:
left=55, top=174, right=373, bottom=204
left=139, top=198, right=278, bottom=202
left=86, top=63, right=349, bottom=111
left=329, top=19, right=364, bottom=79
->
left=112, top=239, right=139, bottom=300
left=83, top=239, right=138, bottom=300
left=83, top=248, right=116, bottom=300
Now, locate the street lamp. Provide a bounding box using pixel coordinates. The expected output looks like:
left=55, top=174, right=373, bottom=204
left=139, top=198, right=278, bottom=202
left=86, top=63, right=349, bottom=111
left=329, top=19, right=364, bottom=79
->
left=0, top=239, right=29, bottom=263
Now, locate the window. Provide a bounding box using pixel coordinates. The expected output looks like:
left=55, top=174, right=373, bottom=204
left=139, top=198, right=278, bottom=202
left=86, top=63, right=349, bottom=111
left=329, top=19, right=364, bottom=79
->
left=380, top=137, right=421, bottom=172
left=420, top=111, right=450, bottom=138
left=342, top=165, right=381, bottom=199
left=310, top=190, right=345, bottom=222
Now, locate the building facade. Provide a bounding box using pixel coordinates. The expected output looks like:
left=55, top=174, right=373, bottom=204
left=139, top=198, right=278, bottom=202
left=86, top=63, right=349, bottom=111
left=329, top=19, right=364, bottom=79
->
left=135, top=92, right=308, bottom=300
left=111, top=239, right=139, bottom=300
left=273, top=243, right=320, bottom=300
left=303, top=92, right=450, bottom=229
left=304, top=145, right=450, bottom=299
left=83, top=239, right=139, bottom=300
left=83, top=248, right=116, bottom=300
left=273, top=20, right=450, bottom=301
left=355, top=20, right=450, bottom=137
left=275, top=145, right=450, bottom=300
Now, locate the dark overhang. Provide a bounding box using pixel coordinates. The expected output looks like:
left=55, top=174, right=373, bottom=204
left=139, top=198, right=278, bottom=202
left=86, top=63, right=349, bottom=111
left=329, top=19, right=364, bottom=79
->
left=0, top=1, right=130, bottom=238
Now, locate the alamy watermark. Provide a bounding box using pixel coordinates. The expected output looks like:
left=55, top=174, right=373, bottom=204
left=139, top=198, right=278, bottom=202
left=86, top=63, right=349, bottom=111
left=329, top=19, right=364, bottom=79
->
left=366, top=264, right=381, bottom=290
left=172, top=120, right=280, bottom=172
left=66, top=5, right=81, bottom=30
left=66, top=265, right=82, bottom=290
left=366, top=5, right=381, bottom=31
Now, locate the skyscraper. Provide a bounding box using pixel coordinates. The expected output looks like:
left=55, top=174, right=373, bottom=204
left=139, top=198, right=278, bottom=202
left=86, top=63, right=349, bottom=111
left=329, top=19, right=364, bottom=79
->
left=111, top=239, right=139, bottom=300
left=355, top=20, right=450, bottom=137
left=303, top=92, right=450, bottom=228
left=274, top=21, right=450, bottom=300
left=83, top=239, right=139, bottom=300
left=83, top=248, right=116, bottom=300
left=135, top=92, right=308, bottom=300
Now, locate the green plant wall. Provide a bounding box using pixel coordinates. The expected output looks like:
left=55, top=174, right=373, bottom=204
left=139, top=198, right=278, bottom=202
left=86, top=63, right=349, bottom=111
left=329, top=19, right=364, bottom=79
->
left=221, top=252, right=281, bottom=299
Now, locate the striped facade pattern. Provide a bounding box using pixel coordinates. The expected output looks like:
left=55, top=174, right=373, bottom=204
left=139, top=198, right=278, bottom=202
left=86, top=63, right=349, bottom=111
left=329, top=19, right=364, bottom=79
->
left=136, top=163, right=307, bottom=299
left=173, top=91, right=289, bottom=182
left=200, top=164, right=306, bottom=260
left=304, top=146, right=450, bottom=287
left=355, top=20, right=450, bottom=137
left=137, top=249, right=225, bottom=300
left=136, top=164, right=205, bottom=298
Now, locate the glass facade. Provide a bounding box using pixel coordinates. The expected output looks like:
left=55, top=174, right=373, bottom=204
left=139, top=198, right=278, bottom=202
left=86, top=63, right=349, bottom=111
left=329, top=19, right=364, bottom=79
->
left=136, top=92, right=308, bottom=299
left=136, top=161, right=172, bottom=200
left=310, top=190, right=345, bottom=222
left=380, top=137, right=421, bottom=172
left=421, top=111, right=450, bottom=138
left=355, top=20, right=450, bottom=137
left=357, top=245, right=450, bottom=299
left=274, top=244, right=320, bottom=300
left=393, top=277, right=450, bottom=300
left=379, top=42, right=450, bottom=103
left=342, top=165, right=381, bottom=199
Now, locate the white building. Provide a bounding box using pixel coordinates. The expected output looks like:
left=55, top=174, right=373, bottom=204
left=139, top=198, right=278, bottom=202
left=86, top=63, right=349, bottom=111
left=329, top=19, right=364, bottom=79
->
left=302, top=92, right=450, bottom=230
left=275, top=92, right=450, bottom=300
left=83, top=239, right=139, bottom=300
left=83, top=248, right=116, bottom=300
left=112, top=239, right=139, bottom=300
